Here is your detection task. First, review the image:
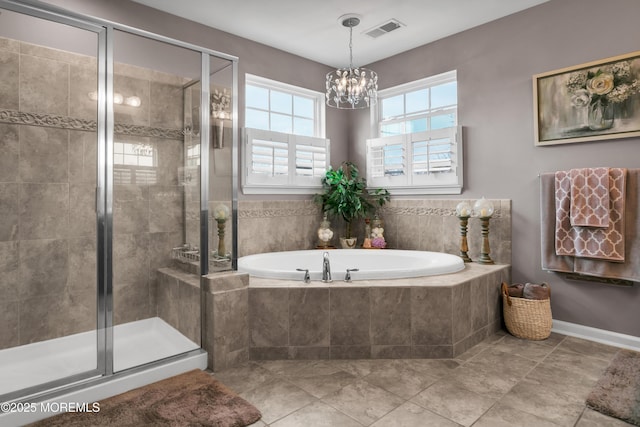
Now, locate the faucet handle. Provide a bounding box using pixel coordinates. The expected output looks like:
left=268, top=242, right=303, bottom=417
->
left=344, top=268, right=359, bottom=282
left=296, top=268, right=311, bottom=283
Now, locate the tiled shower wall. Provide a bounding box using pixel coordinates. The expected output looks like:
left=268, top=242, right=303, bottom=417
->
left=111, top=62, right=185, bottom=326
left=0, top=36, right=185, bottom=350
left=236, top=198, right=511, bottom=264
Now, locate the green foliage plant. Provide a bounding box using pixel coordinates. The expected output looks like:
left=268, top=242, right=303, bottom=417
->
left=314, top=162, right=390, bottom=239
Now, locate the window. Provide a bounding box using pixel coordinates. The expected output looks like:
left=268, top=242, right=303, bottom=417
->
left=367, top=70, right=462, bottom=194
left=186, top=144, right=200, bottom=167
left=243, top=74, right=328, bottom=194
left=113, top=141, right=157, bottom=185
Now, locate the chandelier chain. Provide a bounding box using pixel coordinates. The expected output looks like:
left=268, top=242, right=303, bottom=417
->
left=349, top=25, right=354, bottom=70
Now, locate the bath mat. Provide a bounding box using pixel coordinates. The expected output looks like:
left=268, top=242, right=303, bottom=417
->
left=29, top=369, right=261, bottom=427
left=586, top=349, right=640, bottom=426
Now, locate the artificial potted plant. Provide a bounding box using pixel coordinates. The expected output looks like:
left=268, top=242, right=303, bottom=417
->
left=315, top=162, right=390, bottom=248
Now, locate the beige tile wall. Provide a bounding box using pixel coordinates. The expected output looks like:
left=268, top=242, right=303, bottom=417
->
left=235, top=198, right=511, bottom=265
left=380, top=199, right=511, bottom=265
left=237, top=200, right=321, bottom=257
left=0, top=38, right=99, bottom=349
left=0, top=37, right=187, bottom=349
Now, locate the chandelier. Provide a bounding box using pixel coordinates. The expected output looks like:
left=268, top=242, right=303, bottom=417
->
left=326, top=15, right=378, bottom=109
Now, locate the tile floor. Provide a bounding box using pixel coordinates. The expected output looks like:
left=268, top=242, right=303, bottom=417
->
left=211, top=331, right=634, bottom=426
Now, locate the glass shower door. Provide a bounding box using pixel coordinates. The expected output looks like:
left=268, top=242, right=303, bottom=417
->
left=209, top=57, right=235, bottom=272
left=0, top=5, right=103, bottom=399
left=111, top=29, right=202, bottom=372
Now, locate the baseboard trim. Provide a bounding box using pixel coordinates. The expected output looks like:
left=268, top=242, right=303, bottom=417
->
left=552, top=319, right=640, bottom=352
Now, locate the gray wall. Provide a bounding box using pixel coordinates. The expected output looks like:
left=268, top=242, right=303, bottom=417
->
left=355, top=0, right=640, bottom=337
left=42, top=0, right=640, bottom=337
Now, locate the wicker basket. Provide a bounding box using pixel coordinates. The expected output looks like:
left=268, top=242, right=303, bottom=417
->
left=501, top=282, right=552, bottom=340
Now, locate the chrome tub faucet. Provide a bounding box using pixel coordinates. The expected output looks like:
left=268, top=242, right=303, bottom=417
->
left=322, top=251, right=332, bottom=283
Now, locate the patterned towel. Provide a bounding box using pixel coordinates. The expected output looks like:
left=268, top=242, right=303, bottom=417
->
left=570, top=168, right=610, bottom=228
left=555, top=168, right=627, bottom=262
left=540, top=171, right=640, bottom=283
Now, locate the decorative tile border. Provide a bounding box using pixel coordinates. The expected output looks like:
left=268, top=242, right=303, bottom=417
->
left=0, top=109, right=94, bottom=131
left=234, top=201, right=506, bottom=219
left=381, top=206, right=504, bottom=219
left=115, top=123, right=183, bottom=140
left=236, top=201, right=320, bottom=219
left=0, top=109, right=183, bottom=140
left=238, top=206, right=320, bottom=219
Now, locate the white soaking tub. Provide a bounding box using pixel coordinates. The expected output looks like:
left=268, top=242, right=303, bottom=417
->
left=238, top=249, right=465, bottom=281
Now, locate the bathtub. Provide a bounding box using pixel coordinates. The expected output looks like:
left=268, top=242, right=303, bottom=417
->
left=237, top=249, right=465, bottom=281
left=242, top=252, right=509, bottom=360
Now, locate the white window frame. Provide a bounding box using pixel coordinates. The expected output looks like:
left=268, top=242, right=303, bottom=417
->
left=243, top=74, right=328, bottom=194
left=243, top=128, right=330, bottom=194
left=367, top=70, right=462, bottom=195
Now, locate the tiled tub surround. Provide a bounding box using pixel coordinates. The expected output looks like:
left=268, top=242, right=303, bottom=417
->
left=381, top=199, right=511, bottom=265
left=157, top=267, right=251, bottom=372
left=248, top=263, right=510, bottom=360
left=158, top=263, right=509, bottom=370
left=237, top=200, right=319, bottom=257
left=202, top=271, right=251, bottom=371
left=236, top=199, right=511, bottom=264
left=0, top=36, right=189, bottom=349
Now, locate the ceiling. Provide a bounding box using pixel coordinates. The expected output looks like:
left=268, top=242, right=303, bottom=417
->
left=131, top=0, right=548, bottom=68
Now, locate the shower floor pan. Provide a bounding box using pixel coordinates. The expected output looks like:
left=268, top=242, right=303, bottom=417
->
left=0, top=317, right=202, bottom=396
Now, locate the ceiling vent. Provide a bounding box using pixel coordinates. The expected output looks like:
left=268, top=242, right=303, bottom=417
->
left=364, top=19, right=404, bottom=38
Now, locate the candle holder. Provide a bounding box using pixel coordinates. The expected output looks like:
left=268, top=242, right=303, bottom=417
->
left=455, top=201, right=472, bottom=262
left=473, top=197, right=495, bottom=265
left=213, top=203, right=230, bottom=259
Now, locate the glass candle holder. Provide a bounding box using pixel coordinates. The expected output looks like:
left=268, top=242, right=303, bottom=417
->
left=213, top=203, right=230, bottom=221
left=473, top=197, right=494, bottom=218
left=370, top=215, right=386, bottom=248
left=317, top=213, right=334, bottom=248
left=455, top=201, right=472, bottom=218
left=473, top=198, right=495, bottom=264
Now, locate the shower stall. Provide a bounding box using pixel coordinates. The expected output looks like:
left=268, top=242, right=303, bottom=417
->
left=0, top=1, right=237, bottom=424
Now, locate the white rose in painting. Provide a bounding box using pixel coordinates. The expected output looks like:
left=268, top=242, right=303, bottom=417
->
left=570, top=89, right=591, bottom=107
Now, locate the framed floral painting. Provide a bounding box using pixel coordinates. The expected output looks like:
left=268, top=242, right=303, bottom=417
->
left=533, top=51, right=640, bottom=146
